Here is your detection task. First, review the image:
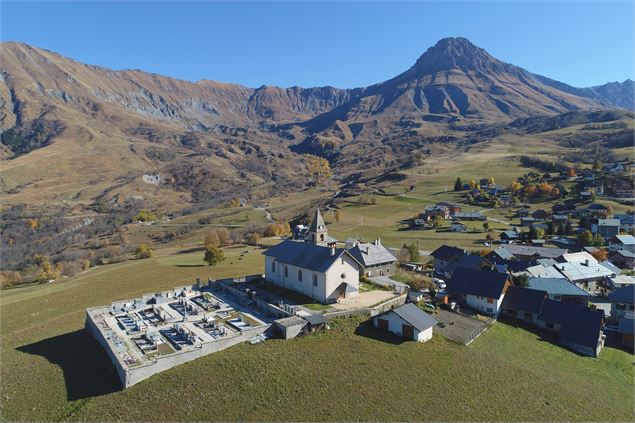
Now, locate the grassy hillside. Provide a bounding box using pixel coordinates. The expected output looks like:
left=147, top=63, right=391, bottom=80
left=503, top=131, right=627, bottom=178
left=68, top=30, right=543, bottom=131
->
left=0, top=246, right=633, bottom=422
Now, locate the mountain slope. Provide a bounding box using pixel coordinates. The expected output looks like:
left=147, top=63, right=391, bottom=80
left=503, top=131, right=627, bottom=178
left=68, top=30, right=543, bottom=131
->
left=0, top=38, right=632, bottom=207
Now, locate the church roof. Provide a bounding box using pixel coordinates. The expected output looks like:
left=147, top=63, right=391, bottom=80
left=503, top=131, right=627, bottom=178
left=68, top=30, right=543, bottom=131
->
left=308, top=208, right=326, bottom=233
left=263, top=239, right=361, bottom=272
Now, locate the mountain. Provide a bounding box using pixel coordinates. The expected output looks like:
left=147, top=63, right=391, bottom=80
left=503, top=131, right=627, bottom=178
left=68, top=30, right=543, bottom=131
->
left=0, top=38, right=632, bottom=207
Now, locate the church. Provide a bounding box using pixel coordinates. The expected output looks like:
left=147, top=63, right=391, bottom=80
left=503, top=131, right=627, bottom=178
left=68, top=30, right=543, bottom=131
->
left=262, top=209, right=362, bottom=304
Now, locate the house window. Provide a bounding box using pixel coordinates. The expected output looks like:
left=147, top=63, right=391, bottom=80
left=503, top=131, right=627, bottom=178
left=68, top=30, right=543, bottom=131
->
left=320, top=234, right=325, bottom=241
left=487, top=308, right=493, bottom=313
left=313, top=274, right=317, bottom=286
left=298, top=270, right=303, bottom=281
left=284, top=266, right=288, bottom=277
left=271, top=261, right=275, bottom=272
left=386, top=268, right=390, bottom=273
left=487, top=298, right=493, bottom=304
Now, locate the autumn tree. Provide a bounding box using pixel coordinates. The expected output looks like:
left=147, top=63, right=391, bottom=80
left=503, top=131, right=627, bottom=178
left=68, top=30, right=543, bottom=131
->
left=567, top=167, right=577, bottom=177
left=135, top=244, right=153, bottom=259
left=469, top=179, right=477, bottom=190
left=590, top=249, right=608, bottom=262
left=305, top=154, right=332, bottom=184
left=203, top=245, right=225, bottom=266
left=204, top=231, right=220, bottom=249
left=334, top=209, right=342, bottom=222
left=35, top=259, right=60, bottom=283
left=577, top=230, right=594, bottom=246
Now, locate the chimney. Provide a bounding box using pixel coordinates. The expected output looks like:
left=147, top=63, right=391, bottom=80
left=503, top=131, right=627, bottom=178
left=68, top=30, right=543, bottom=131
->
left=584, top=259, right=589, bottom=266
left=330, top=246, right=336, bottom=256
left=374, top=238, right=381, bottom=246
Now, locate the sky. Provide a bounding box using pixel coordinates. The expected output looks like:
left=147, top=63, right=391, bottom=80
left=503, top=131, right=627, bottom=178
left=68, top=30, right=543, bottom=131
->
left=1, top=1, right=634, bottom=89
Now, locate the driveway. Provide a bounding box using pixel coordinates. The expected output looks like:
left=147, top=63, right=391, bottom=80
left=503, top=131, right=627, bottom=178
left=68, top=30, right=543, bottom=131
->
left=432, top=309, right=491, bottom=345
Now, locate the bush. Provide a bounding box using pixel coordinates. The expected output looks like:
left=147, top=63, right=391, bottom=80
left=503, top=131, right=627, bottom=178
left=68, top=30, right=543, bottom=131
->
left=135, top=244, right=153, bottom=259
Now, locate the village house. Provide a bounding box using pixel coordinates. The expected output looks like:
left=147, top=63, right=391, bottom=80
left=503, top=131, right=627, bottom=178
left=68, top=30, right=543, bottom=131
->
left=608, top=287, right=634, bottom=349
left=373, top=303, right=437, bottom=342
left=347, top=238, right=397, bottom=278
left=531, top=209, right=550, bottom=220
left=430, top=245, right=465, bottom=277
left=608, top=234, right=635, bottom=253
left=451, top=221, right=467, bottom=232
left=501, top=287, right=605, bottom=357
left=551, top=253, right=615, bottom=294
left=500, top=230, right=520, bottom=243
left=606, top=274, right=635, bottom=291
left=446, top=268, right=511, bottom=316
left=527, top=277, right=590, bottom=305
left=614, top=213, right=634, bottom=233
left=608, top=249, right=635, bottom=269
left=490, top=245, right=568, bottom=262
left=592, top=218, right=620, bottom=238
left=453, top=211, right=485, bottom=221
left=263, top=209, right=362, bottom=304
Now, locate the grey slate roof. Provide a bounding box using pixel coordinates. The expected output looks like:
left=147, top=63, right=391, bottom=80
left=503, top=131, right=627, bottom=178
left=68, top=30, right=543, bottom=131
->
left=527, top=277, right=590, bottom=297
left=303, top=313, right=327, bottom=326
left=263, top=239, right=361, bottom=272
left=348, top=243, right=397, bottom=267
left=598, top=218, right=620, bottom=227
left=495, top=244, right=568, bottom=259
left=611, top=235, right=635, bottom=245
left=447, top=267, right=509, bottom=298
left=502, top=287, right=548, bottom=314
left=391, top=303, right=437, bottom=332
left=430, top=245, right=464, bottom=261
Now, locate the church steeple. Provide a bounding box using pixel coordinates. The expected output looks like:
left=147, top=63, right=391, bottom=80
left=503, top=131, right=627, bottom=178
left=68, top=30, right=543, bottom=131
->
left=308, top=208, right=328, bottom=245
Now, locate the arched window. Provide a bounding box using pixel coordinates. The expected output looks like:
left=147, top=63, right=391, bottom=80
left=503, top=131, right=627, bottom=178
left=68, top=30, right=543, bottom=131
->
left=313, top=274, right=318, bottom=286
left=320, top=234, right=325, bottom=241
left=284, top=266, right=288, bottom=277
left=298, top=270, right=303, bottom=281
left=271, top=261, right=275, bottom=272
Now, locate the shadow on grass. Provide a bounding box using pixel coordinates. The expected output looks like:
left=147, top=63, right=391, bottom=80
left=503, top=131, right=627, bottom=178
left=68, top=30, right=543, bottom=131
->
left=17, top=330, right=121, bottom=400
left=353, top=320, right=407, bottom=345
left=176, top=246, right=205, bottom=255
left=175, top=264, right=206, bottom=268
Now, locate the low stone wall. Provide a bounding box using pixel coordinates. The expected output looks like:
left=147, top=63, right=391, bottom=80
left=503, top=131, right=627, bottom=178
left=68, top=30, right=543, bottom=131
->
left=84, top=308, right=128, bottom=386
left=125, top=325, right=266, bottom=387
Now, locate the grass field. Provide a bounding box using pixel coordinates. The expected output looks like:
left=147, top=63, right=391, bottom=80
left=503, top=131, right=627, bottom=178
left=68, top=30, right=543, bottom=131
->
left=1, top=266, right=633, bottom=423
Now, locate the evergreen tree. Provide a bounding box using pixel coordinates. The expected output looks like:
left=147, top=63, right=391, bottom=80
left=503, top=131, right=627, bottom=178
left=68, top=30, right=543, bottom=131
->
left=454, top=177, right=463, bottom=191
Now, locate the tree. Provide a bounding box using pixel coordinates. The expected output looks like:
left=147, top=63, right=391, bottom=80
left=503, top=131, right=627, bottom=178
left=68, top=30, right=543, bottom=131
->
left=482, top=222, right=490, bottom=232
left=135, top=244, right=152, bottom=259
left=469, top=179, right=477, bottom=190
left=567, top=167, right=577, bottom=177
left=556, top=223, right=565, bottom=236
left=454, top=177, right=463, bottom=191
left=133, top=210, right=158, bottom=223
left=204, top=231, right=220, bottom=249
left=593, top=159, right=602, bottom=171
left=432, top=215, right=443, bottom=228
left=396, top=245, right=411, bottom=264
left=577, top=230, right=594, bottom=246
left=406, top=243, right=420, bottom=263
left=590, top=249, right=608, bottom=262
left=485, top=233, right=495, bottom=241
left=305, top=154, right=332, bottom=184
left=488, top=176, right=495, bottom=185
left=512, top=273, right=529, bottom=288
left=203, top=245, right=225, bottom=266
left=546, top=221, right=554, bottom=235
left=334, top=209, right=342, bottom=222
left=565, top=220, right=573, bottom=236
left=35, top=260, right=60, bottom=283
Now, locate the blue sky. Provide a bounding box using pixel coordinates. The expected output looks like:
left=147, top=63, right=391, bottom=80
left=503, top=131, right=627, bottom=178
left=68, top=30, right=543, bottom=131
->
left=2, top=1, right=634, bottom=88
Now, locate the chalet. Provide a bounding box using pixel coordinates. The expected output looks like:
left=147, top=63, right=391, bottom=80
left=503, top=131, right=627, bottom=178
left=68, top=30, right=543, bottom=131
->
left=516, top=208, right=531, bottom=217
left=608, top=235, right=635, bottom=253
left=520, top=217, right=536, bottom=226
left=348, top=239, right=397, bottom=278
left=500, top=230, right=520, bottom=243
left=592, top=218, right=620, bottom=238
left=552, top=257, right=615, bottom=294
left=531, top=209, right=550, bottom=220
left=453, top=211, right=485, bottom=221
left=527, top=277, right=590, bottom=304
left=614, top=213, right=634, bottom=232
left=430, top=245, right=465, bottom=277
left=501, top=287, right=548, bottom=323
left=606, top=275, right=635, bottom=291
left=373, top=303, right=437, bottom=342
left=263, top=209, right=362, bottom=304
left=552, top=203, right=571, bottom=214
left=608, top=287, right=634, bottom=348
left=608, top=249, right=635, bottom=269
left=451, top=221, right=467, bottom=232
left=586, top=203, right=609, bottom=217
left=552, top=214, right=569, bottom=224
left=491, top=245, right=568, bottom=262
left=446, top=268, right=511, bottom=316
left=501, top=288, right=605, bottom=357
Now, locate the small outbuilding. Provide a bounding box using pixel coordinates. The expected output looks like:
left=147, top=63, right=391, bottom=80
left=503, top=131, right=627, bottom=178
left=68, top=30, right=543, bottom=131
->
left=373, top=303, right=437, bottom=342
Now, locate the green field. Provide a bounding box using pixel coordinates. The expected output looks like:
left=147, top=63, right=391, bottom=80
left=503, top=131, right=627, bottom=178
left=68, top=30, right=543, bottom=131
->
left=1, top=261, right=633, bottom=422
